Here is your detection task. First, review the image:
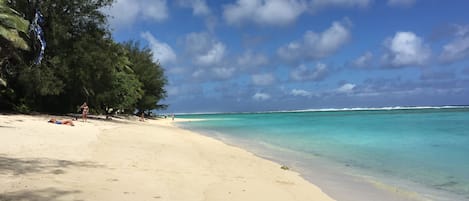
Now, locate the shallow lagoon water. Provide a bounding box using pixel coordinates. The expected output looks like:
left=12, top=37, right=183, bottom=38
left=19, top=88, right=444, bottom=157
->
left=177, top=107, right=469, bottom=201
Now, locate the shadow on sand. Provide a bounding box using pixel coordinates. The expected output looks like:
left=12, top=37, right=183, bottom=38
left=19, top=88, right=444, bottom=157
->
left=0, top=155, right=103, bottom=176
left=0, top=188, right=82, bottom=201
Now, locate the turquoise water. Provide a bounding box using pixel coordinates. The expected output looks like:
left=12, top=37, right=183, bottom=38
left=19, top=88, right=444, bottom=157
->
left=177, top=107, right=469, bottom=201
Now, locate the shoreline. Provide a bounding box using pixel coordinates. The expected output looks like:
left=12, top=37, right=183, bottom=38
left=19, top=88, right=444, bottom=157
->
left=0, top=114, right=335, bottom=201
left=173, top=117, right=468, bottom=201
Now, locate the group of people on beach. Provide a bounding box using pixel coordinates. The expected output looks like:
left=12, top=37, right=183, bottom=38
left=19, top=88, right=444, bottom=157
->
left=48, top=102, right=175, bottom=127
left=48, top=102, right=88, bottom=126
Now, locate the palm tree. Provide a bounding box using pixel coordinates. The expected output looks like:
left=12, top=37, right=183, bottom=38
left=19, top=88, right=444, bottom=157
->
left=0, top=0, right=30, bottom=50
left=0, top=0, right=30, bottom=86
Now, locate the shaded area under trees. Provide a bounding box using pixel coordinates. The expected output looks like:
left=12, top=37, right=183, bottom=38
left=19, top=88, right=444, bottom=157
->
left=0, top=0, right=168, bottom=115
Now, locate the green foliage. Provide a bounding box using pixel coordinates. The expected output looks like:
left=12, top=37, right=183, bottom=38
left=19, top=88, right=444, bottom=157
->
left=123, top=41, right=168, bottom=114
left=0, top=0, right=30, bottom=51
left=0, top=0, right=168, bottom=114
left=0, top=0, right=30, bottom=90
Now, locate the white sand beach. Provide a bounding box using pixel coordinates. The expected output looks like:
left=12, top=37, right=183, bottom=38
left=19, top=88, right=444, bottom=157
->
left=0, top=114, right=335, bottom=201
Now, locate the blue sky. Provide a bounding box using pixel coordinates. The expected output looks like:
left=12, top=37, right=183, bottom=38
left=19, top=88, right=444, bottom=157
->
left=105, top=0, right=469, bottom=113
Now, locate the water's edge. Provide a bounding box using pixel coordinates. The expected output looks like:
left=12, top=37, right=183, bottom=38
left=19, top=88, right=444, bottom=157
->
left=175, top=112, right=468, bottom=201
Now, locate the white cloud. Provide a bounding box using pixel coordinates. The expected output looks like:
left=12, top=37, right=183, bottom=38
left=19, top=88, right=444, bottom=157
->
left=223, top=0, right=307, bottom=26
left=252, top=73, right=275, bottom=86
left=454, top=24, right=469, bottom=36
left=184, top=32, right=212, bottom=54
left=291, top=89, right=313, bottom=97
left=177, top=0, right=211, bottom=16
left=192, top=67, right=236, bottom=80
left=223, top=0, right=371, bottom=26
left=104, top=0, right=140, bottom=28
left=290, top=63, right=328, bottom=81
left=237, top=51, right=269, bottom=68
left=253, top=92, right=271, bottom=101
left=105, top=0, right=168, bottom=29
left=141, top=0, right=169, bottom=21
left=337, top=83, right=356, bottom=94
left=177, top=0, right=216, bottom=31
left=278, top=18, right=352, bottom=62
left=166, top=65, right=189, bottom=75
left=353, top=51, right=373, bottom=68
left=192, top=69, right=205, bottom=78
left=387, top=0, right=416, bottom=8
left=184, top=32, right=227, bottom=67
left=141, top=32, right=176, bottom=64
left=381, top=31, right=431, bottom=67
left=440, top=24, right=469, bottom=63
left=196, top=42, right=226, bottom=66
left=212, top=67, right=235, bottom=79
left=310, top=0, right=371, bottom=12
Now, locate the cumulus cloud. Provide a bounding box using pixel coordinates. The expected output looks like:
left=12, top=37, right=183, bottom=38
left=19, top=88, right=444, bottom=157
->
left=141, top=0, right=169, bottom=21
left=184, top=32, right=226, bottom=67
left=439, top=24, right=469, bottom=63
left=337, top=83, right=356, bottom=94
left=177, top=0, right=211, bottom=16
left=278, top=18, right=352, bottom=62
left=191, top=69, right=205, bottom=78
left=176, top=0, right=216, bottom=31
left=381, top=31, right=431, bottom=67
left=141, top=32, right=176, bottom=64
left=105, top=0, right=168, bottom=29
left=253, top=92, right=271, bottom=101
left=222, top=0, right=371, bottom=26
left=252, top=73, right=275, bottom=86
left=310, top=0, right=371, bottom=12
left=387, top=0, right=416, bottom=8
left=290, top=63, right=328, bottom=81
left=237, top=50, right=269, bottom=68
left=104, top=0, right=140, bottom=28
left=196, top=43, right=226, bottom=66
left=165, top=84, right=204, bottom=99
left=191, top=66, right=236, bottom=80
left=291, top=89, right=313, bottom=97
left=212, top=67, right=236, bottom=79
left=184, top=32, right=212, bottom=54
left=223, top=0, right=307, bottom=26
left=420, top=70, right=455, bottom=81
left=352, top=51, right=373, bottom=68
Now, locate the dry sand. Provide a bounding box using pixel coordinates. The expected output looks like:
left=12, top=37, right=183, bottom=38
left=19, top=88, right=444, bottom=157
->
left=0, top=114, right=335, bottom=201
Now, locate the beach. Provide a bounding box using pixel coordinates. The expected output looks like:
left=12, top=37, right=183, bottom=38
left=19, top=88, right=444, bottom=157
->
left=0, top=114, right=334, bottom=201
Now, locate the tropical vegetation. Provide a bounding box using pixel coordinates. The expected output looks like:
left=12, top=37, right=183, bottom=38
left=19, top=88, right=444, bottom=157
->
left=0, top=0, right=168, bottom=115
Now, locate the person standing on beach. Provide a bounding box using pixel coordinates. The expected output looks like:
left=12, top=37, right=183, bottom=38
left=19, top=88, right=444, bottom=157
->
left=80, top=102, right=89, bottom=122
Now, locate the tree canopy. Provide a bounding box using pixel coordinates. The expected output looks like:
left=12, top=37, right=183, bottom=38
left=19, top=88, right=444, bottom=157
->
left=0, top=0, right=168, bottom=114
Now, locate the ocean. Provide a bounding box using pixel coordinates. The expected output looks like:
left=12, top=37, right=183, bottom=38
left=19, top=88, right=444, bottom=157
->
left=176, top=107, right=469, bottom=201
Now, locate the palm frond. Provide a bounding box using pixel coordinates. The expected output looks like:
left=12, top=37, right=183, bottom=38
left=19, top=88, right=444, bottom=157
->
left=0, top=1, right=30, bottom=50
left=0, top=78, right=6, bottom=87
left=0, top=13, right=30, bottom=32
left=0, top=26, right=29, bottom=50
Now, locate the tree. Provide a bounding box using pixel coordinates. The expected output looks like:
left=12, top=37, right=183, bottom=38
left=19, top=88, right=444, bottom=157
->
left=0, top=0, right=168, bottom=114
left=0, top=0, right=30, bottom=87
left=123, top=41, right=168, bottom=115
left=3, top=0, right=116, bottom=112
left=0, top=0, right=30, bottom=51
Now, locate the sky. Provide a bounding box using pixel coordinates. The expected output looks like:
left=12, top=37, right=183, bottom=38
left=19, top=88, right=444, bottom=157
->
left=104, top=0, right=469, bottom=113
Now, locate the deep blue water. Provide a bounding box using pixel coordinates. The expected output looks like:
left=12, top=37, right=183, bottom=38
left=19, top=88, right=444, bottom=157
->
left=177, top=107, right=469, bottom=201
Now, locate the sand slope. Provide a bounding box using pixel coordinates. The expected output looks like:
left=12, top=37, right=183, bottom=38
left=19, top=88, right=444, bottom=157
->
left=0, top=115, right=334, bottom=201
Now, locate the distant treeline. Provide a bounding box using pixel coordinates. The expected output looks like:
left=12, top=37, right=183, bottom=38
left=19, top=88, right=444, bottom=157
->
left=1, top=0, right=167, bottom=115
